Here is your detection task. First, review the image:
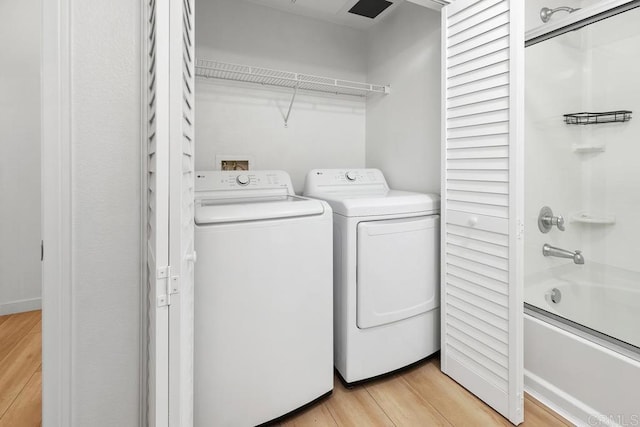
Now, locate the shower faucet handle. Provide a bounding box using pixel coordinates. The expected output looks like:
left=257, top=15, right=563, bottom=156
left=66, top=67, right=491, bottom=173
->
left=549, top=214, right=565, bottom=231
left=538, top=206, right=565, bottom=233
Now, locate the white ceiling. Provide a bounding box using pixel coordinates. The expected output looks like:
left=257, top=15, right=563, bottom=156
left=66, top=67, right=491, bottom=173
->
left=243, top=0, right=406, bottom=30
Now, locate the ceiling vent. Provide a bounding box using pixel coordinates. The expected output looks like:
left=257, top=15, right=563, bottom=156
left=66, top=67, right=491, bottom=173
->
left=348, top=0, right=393, bottom=19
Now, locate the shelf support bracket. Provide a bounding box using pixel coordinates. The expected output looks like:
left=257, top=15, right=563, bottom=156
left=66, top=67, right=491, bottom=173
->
left=284, top=84, right=299, bottom=128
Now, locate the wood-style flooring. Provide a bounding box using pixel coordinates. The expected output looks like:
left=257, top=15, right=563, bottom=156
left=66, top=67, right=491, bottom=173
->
left=0, top=310, right=571, bottom=427
left=279, top=361, right=572, bottom=427
left=0, top=310, right=42, bottom=427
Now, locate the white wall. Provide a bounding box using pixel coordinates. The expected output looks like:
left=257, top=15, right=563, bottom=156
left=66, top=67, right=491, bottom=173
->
left=0, top=0, right=42, bottom=315
left=195, top=0, right=368, bottom=193
left=525, top=7, right=640, bottom=281
left=365, top=2, right=442, bottom=194
left=195, top=0, right=442, bottom=194
left=66, top=0, right=142, bottom=424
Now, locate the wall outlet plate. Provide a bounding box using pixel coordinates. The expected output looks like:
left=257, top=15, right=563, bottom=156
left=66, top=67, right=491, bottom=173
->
left=215, top=154, right=254, bottom=171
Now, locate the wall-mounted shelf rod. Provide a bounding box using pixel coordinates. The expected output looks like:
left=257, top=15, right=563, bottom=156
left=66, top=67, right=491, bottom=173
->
left=284, top=84, right=298, bottom=128
left=195, top=59, right=390, bottom=98
left=195, top=59, right=390, bottom=127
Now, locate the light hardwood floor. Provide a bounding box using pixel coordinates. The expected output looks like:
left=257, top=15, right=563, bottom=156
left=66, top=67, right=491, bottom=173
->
left=0, top=310, right=41, bottom=427
left=279, top=363, right=572, bottom=427
left=0, top=310, right=571, bottom=427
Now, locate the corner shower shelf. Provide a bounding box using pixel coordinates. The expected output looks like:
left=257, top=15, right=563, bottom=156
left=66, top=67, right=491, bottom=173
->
left=195, top=59, right=390, bottom=97
left=572, top=144, right=605, bottom=153
left=564, top=110, right=632, bottom=125
left=570, top=212, right=616, bottom=225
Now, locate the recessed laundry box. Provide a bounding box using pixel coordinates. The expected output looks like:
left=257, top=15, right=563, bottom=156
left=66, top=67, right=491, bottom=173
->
left=304, top=168, right=441, bottom=385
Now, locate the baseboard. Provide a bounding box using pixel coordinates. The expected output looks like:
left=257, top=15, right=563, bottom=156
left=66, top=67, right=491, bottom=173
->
left=0, top=297, right=42, bottom=316
left=524, top=370, right=617, bottom=427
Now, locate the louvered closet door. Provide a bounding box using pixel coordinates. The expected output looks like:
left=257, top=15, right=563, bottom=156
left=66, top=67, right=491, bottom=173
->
left=145, top=0, right=196, bottom=425
left=441, top=0, right=524, bottom=424
left=146, top=0, right=170, bottom=425
left=168, top=0, right=196, bottom=425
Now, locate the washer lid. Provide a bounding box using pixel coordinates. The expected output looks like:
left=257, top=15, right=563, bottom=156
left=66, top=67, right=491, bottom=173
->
left=195, top=195, right=326, bottom=225
left=309, top=190, right=440, bottom=217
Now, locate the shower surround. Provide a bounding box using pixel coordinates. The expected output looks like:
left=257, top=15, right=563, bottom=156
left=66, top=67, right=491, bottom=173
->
left=524, top=2, right=640, bottom=425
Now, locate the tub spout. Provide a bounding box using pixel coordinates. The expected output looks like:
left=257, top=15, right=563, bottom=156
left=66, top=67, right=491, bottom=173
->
left=573, top=250, right=584, bottom=264
left=542, top=244, right=585, bottom=264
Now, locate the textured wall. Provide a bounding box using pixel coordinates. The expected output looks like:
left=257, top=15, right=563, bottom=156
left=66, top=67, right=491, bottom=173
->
left=0, top=0, right=42, bottom=314
left=195, top=0, right=368, bottom=193
left=365, top=2, right=442, bottom=194
left=69, top=0, right=141, bottom=424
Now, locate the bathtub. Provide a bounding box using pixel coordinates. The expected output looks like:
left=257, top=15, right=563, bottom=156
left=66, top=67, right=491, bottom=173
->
left=525, top=263, right=640, bottom=348
left=524, top=264, right=640, bottom=426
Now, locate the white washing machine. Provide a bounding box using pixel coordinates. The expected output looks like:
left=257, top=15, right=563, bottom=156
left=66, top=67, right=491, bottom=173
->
left=304, top=168, right=440, bottom=385
left=194, top=170, right=333, bottom=426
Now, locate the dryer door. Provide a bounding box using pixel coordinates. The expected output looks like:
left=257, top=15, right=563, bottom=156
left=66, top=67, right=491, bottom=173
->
left=356, top=215, right=440, bottom=329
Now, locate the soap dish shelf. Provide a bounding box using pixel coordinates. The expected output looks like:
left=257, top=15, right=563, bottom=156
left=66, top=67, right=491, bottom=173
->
left=570, top=212, right=616, bottom=225
left=564, top=110, right=632, bottom=125
left=572, top=144, right=605, bottom=153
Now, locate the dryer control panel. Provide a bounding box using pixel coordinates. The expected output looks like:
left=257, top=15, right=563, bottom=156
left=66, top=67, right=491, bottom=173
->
left=303, top=169, right=389, bottom=194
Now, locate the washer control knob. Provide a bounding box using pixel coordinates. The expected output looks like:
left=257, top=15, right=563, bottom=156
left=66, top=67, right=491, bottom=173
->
left=236, top=174, right=250, bottom=186
left=345, top=171, right=357, bottom=181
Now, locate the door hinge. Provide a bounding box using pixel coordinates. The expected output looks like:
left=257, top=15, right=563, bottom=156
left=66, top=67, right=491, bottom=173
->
left=516, top=219, right=524, bottom=239
left=517, top=392, right=524, bottom=413
left=156, top=266, right=179, bottom=307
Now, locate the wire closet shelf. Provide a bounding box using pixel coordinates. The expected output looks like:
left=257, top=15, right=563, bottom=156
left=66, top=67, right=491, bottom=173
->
left=195, top=59, right=390, bottom=97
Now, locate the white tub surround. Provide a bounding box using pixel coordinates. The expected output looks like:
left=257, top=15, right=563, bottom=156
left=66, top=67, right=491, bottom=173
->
left=525, top=314, right=640, bottom=427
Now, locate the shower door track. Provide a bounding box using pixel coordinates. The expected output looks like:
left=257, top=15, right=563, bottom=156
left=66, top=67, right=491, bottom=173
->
left=524, top=303, right=640, bottom=363
left=525, top=0, right=640, bottom=47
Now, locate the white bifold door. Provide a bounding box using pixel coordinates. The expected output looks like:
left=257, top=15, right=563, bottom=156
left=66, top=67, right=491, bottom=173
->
left=441, top=0, right=524, bottom=425
left=145, top=0, right=196, bottom=425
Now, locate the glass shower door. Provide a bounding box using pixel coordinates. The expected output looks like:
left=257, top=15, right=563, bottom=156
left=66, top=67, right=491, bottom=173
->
left=524, top=5, right=640, bottom=350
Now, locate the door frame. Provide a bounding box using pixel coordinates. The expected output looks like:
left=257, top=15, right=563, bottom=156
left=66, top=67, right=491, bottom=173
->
left=41, top=1, right=149, bottom=424
left=41, top=0, right=73, bottom=424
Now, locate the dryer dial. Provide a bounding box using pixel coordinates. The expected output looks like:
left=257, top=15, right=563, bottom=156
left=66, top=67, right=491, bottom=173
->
left=345, top=171, right=357, bottom=181
left=236, top=174, right=250, bottom=186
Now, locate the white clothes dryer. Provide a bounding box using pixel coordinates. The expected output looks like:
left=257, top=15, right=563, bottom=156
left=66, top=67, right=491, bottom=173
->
left=194, top=170, right=333, bottom=426
left=304, top=168, right=440, bottom=385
